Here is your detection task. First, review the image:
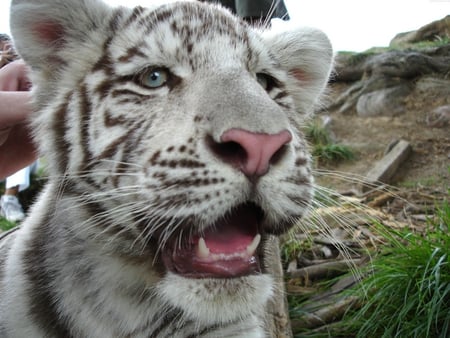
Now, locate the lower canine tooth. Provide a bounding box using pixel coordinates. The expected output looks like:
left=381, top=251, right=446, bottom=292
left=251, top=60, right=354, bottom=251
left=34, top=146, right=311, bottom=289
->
left=197, top=237, right=210, bottom=258
left=246, top=234, right=261, bottom=255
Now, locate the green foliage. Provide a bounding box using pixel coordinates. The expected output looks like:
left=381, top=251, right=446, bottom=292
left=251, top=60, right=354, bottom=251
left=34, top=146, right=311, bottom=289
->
left=305, top=121, right=331, bottom=146
left=305, top=121, right=354, bottom=164
left=0, top=218, right=17, bottom=232
left=312, top=144, right=355, bottom=163
left=343, top=200, right=450, bottom=337
left=338, top=51, right=377, bottom=66
left=399, top=176, right=439, bottom=189
left=281, top=237, right=312, bottom=264
left=390, top=36, right=450, bottom=51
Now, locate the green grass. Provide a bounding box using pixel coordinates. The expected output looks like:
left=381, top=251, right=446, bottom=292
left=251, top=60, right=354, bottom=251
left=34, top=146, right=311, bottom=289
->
left=390, top=36, right=450, bottom=51
left=337, top=51, right=377, bottom=65
left=286, top=197, right=450, bottom=337
left=312, top=144, right=355, bottom=163
left=304, top=121, right=355, bottom=164
left=338, top=36, right=450, bottom=59
left=305, top=121, right=332, bottom=146
left=341, top=200, right=450, bottom=337
left=281, top=237, right=313, bottom=265
left=0, top=217, right=17, bottom=231
left=398, top=177, right=440, bottom=189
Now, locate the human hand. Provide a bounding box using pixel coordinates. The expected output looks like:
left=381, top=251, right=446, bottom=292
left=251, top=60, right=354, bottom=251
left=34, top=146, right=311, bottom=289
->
left=0, top=59, right=31, bottom=91
left=0, top=60, right=36, bottom=179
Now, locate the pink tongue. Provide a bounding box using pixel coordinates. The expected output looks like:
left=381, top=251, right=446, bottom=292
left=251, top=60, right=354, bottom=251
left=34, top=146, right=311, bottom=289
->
left=202, top=222, right=255, bottom=254
left=164, top=205, right=262, bottom=278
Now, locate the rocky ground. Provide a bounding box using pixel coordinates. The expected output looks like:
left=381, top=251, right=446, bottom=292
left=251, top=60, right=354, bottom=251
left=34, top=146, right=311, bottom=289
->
left=283, top=16, right=450, bottom=337
left=311, top=17, right=449, bottom=223
left=319, top=79, right=449, bottom=195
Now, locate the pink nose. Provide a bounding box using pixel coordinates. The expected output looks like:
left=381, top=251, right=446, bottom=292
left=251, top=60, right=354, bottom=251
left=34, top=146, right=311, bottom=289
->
left=219, top=128, right=292, bottom=177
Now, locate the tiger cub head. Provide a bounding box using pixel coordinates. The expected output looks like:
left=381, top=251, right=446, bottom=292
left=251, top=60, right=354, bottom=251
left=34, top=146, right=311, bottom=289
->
left=11, top=0, right=332, bottom=325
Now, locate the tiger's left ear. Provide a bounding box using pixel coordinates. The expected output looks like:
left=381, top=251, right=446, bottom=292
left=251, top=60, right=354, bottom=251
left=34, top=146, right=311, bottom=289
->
left=10, top=0, right=111, bottom=77
left=263, top=26, right=334, bottom=114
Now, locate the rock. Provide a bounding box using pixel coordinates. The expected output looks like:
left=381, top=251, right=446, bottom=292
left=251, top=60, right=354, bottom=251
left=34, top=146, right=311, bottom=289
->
left=327, top=20, right=450, bottom=117
left=333, top=45, right=450, bottom=83
left=331, top=75, right=408, bottom=115
left=424, top=44, right=450, bottom=57
left=390, top=15, right=450, bottom=47
left=356, top=84, right=412, bottom=117
left=364, top=51, right=450, bottom=78
left=416, top=77, right=450, bottom=96
left=333, top=52, right=373, bottom=82
left=426, top=105, right=450, bottom=128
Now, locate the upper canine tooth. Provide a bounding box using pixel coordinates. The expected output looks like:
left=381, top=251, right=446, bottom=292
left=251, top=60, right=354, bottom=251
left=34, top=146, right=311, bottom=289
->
left=197, top=237, right=210, bottom=259
left=246, top=234, right=261, bottom=255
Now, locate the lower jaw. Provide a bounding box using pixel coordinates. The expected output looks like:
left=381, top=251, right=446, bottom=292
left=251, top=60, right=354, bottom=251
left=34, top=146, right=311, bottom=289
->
left=170, top=255, right=262, bottom=279
left=155, top=272, right=274, bottom=326
left=161, top=237, right=266, bottom=279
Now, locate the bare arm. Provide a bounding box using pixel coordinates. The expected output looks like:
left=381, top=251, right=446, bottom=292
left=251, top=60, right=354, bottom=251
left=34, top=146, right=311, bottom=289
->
left=0, top=61, right=36, bottom=179
left=0, top=91, right=32, bottom=126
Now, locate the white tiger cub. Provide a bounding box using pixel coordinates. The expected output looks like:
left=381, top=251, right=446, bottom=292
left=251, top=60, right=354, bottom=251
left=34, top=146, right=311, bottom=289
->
left=0, top=0, right=333, bottom=337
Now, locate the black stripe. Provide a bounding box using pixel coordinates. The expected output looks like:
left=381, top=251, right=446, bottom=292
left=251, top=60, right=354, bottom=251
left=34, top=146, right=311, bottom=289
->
left=186, top=322, right=231, bottom=338
left=78, top=84, right=93, bottom=171
left=22, top=213, right=73, bottom=337
left=123, top=6, right=146, bottom=30
left=149, top=309, right=180, bottom=337
left=108, top=8, right=126, bottom=33
left=118, top=46, right=147, bottom=63
left=0, top=226, right=19, bottom=242
left=91, top=37, right=114, bottom=75
left=53, top=92, right=72, bottom=174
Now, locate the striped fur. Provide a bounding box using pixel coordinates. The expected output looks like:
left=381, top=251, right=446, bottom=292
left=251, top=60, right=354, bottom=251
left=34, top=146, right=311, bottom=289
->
left=0, top=0, right=333, bottom=337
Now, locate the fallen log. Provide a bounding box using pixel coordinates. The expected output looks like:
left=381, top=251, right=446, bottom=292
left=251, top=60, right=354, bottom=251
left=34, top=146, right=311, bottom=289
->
left=363, top=139, right=412, bottom=190
left=288, top=258, right=363, bottom=280
left=291, top=296, right=360, bottom=330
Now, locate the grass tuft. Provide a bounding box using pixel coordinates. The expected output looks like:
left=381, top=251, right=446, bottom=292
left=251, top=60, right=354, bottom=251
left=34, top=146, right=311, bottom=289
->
left=0, top=218, right=17, bottom=232
left=343, top=200, right=450, bottom=337
left=305, top=121, right=354, bottom=164
left=312, top=144, right=355, bottom=163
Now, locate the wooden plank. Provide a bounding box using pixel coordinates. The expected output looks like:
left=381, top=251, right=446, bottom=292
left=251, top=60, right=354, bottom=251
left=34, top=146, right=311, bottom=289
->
left=264, top=236, right=293, bottom=338
left=363, top=139, right=412, bottom=190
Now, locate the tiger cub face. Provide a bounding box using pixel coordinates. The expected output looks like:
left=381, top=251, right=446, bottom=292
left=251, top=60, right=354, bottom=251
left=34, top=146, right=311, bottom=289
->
left=11, top=0, right=332, bottom=328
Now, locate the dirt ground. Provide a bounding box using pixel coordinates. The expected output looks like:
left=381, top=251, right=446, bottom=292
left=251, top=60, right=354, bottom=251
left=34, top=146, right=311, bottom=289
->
left=316, top=82, right=450, bottom=199
left=286, top=81, right=450, bottom=335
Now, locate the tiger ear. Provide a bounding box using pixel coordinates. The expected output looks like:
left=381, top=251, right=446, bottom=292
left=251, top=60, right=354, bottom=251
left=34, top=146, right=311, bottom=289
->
left=10, top=0, right=110, bottom=75
left=263, top=27, right=334, bottom=114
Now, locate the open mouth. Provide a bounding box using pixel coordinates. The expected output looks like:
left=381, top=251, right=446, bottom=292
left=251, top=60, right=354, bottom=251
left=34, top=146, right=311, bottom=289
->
left=161, top=203, right=265, bottom=278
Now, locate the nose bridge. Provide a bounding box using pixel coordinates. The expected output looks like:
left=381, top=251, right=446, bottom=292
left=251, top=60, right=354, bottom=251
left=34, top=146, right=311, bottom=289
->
left=191, top=70, right=294, bottom=178
left=201, top=71, right=290, bottom=138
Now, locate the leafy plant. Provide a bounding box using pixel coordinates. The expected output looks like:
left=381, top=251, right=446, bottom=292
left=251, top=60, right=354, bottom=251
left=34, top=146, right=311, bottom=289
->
left=0, top=218, right=16, bottom=232
left=312, top=144, right=355, bottom=163
left=281, top=237, right=312, bottom=264
left=305, top=121, right=331, bottom=146
left=305, top=121, right=354, bottom=164
left=343, top=200, right=450, bottom=337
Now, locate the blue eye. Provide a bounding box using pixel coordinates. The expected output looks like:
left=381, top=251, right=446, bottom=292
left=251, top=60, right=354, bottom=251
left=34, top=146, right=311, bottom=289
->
left=141, top=68, right=169, bottom=88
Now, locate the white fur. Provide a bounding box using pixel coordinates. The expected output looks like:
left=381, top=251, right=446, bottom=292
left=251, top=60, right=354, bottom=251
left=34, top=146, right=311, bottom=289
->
left=1, top=0, right=334, bottom=337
